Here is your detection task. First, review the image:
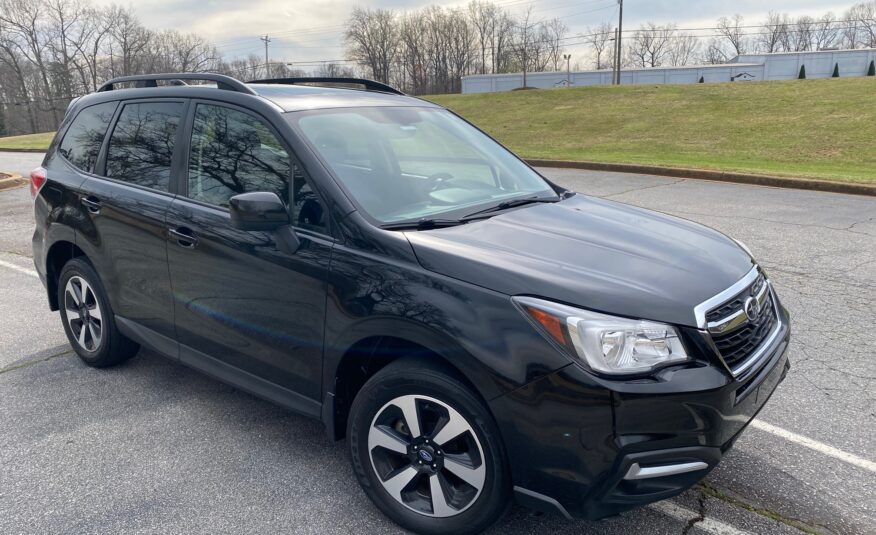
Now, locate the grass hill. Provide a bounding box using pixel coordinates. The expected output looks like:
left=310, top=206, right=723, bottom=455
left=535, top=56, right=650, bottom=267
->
left=428, top=78, right=876, bottom=184
left=2, top=78, right=874, bottom=183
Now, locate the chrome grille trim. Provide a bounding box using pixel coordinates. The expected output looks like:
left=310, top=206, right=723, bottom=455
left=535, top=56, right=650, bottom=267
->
left=729, top=287, right=782, bottom=377
left=693, top=266, right=759, bottom=330
left=706, top=278, right=770, bottom=335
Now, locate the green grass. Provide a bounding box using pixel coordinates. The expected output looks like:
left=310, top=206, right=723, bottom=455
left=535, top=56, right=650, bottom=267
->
left=427, top=78, right=876, bottom=184
left=0, top=132, right=54, bottom=150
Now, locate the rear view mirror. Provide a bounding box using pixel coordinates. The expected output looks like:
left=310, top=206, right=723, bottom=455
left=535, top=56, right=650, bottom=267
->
left=229, top=191, right=289, bottom=231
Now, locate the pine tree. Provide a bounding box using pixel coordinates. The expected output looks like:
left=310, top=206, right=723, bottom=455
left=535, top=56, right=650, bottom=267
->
left=832, top=63, right=840, bottom=78
left=868, top=60, right=875, bottom=76
left=798, top=65, right=806, bottom=80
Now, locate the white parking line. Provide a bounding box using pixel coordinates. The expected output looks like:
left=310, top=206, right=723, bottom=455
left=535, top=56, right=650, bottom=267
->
left=750, top=419, right=876, bottom=473
left=0, top=258, right=38, bottom=278
left=650, top=501, right=753, bottom=535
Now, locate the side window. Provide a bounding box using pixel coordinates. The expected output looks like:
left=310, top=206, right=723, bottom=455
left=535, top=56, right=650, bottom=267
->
left=187, top=104, right=327, bottom=233
left=57, top=101, right=117, bottom=173
left=105, top=101, right=184, bottom=191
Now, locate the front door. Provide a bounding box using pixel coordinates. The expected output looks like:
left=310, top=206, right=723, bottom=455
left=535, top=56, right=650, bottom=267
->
left=165, top=101, right=332, bottom=408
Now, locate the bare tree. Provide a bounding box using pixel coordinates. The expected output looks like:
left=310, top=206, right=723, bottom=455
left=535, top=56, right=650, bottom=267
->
left=844, top=1, right=876, bottom=49
left=627, top=23, right=675, bottom=68
left=758, top=12, right=791, bottom=53
left=716, top=14, right=747, bottom=56
left=345, top=7, right=398, bottom=83
left=668, top=33, right=700, bottom=66
left=583, top=22, right=614, bottom=70
left=811, top=13, right=839, bottom=50
left=542, top=18, right=567, bottom=71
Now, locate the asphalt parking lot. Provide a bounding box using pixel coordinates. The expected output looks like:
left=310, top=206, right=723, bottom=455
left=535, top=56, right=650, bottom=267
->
left=1, top=151, right=874, bottom=534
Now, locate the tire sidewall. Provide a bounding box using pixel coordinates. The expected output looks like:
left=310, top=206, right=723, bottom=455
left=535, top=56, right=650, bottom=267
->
left=348, top=365, right=510, bottom=535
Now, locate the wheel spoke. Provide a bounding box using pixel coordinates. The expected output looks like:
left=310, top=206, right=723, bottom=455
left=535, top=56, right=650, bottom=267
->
left=67, top=280, right=82, bottom=306
left=66, top=308, right=81, bottom=321
left=432, top=409, right=468, bottom=447
left=443, top=457, right=485, bottom=491
left=392, top=396, right=422, bottom=438
left=89, top=304, right=102, bottom=322
left=76, top=322, right=87, bottom=346
left=381, top=465, right=418, bottom=499
left=88, top=322, right=100, bottom=348
left=81, top=281, right=94, bottom=307
left=429, top=474, right=456, bottom=516
left=368, top=427, right=409, bottom=455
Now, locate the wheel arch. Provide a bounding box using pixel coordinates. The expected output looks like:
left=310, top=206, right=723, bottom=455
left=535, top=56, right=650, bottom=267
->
left=45, top=239, right=87, bottom=310
left=322, top=320, right=496, bottom=442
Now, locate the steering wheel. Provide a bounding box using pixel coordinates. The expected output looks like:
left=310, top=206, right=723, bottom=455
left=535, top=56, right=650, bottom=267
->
left=425, top=172, right=454, bottom=192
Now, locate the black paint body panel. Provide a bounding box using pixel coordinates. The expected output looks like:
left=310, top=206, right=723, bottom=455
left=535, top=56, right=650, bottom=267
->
left=32, top=81, right=791, bottom=522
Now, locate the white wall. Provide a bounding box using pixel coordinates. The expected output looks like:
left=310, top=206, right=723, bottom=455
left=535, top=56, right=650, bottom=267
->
left=461, top=48, right=876, bottom=94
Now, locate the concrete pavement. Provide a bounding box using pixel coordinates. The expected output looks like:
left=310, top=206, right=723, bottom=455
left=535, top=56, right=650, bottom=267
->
left=1, top=153, right=873, bottom=534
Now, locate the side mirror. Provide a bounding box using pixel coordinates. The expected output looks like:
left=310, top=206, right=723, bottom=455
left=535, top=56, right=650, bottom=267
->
left=229, top=191, right=289, bottom=231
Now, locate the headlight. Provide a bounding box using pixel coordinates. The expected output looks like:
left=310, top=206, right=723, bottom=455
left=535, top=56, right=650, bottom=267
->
left=513, top=296, right=690, bottom=375
left=733, top=238, right=753, bottom=257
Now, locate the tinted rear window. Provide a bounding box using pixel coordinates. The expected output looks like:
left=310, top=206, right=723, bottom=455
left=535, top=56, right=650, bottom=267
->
left=105, top=102, right=184, bottom=191
left=57, top=101, right=118, bottom=173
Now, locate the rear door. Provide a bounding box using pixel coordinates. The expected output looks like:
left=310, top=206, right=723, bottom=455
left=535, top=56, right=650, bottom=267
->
left=164, top=100, right=332, bottom=410
left=77, top=99, right=188, bottom=353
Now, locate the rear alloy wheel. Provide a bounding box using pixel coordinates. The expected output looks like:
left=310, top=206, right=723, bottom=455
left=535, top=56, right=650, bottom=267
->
left=348, top=359, right=510, bottom=535
left=63, top=276, right=103, bottom=352
left=368, top=395, right=486, bottom=517
left=58, top=258, right=139, bottom=367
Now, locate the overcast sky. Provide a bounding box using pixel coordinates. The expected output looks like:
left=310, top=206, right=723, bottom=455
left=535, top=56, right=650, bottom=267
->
left=96, top=0, right=859, bottom=67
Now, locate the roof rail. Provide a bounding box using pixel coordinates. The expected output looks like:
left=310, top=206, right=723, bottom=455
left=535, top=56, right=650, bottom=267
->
left=97, top=73, right=257, bottom=95
left=246, top=77, right=405, bottom=95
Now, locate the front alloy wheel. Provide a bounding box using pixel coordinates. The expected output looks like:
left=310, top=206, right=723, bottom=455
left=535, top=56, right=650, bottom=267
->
left=368, top=395, right=486, bottom=517
left=348, top=359, right=510, bottom=535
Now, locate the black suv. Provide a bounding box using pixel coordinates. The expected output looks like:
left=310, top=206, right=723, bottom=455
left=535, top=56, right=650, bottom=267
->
left=31, top=73, right=790, bottom=534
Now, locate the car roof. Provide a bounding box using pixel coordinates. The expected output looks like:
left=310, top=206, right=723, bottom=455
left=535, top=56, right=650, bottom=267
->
left=69, top=81, right=438, bottom=115
left=247, top=84, right=438, bottom=112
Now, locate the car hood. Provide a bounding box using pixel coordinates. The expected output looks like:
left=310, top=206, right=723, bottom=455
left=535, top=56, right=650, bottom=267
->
left=404, top=195, right=754, bottom=327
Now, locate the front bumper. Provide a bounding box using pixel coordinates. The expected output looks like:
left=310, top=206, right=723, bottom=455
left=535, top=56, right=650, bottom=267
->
left=490, top=305, right=791, bottom=520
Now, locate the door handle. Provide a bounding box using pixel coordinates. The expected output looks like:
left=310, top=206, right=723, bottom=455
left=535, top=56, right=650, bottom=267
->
left=80, top=196, right=101, bottom=214
left=168, top=227, right=198, bottom=248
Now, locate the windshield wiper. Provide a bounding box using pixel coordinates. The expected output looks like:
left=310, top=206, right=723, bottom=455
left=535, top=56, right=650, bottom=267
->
left=380, top=218, right=466, bottom=231
left=461, top=195, right=560, bottom=220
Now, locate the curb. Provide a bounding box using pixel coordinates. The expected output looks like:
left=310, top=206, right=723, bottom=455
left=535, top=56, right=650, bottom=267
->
left=0, top=148, right=46, bottom=153
left=0, top=172, right=28, bottom=192
left=526, top=159, right=876, bottom=197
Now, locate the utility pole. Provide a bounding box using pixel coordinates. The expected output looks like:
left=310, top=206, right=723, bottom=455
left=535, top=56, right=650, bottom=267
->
left=615, top=0, right=624, bottom=85
left=612, top=27, right=619, bottom=85
left=563, top=54, right=572, bottom=86
left=260, top=34, right=271, bottom=78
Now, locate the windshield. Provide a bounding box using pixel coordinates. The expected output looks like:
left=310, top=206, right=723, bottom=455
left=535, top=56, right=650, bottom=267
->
left=288, top=106, right=555, bottom=224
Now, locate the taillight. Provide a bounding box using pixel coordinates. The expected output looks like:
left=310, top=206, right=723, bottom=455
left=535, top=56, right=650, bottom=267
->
left=30, top=167, right=47, bottom=198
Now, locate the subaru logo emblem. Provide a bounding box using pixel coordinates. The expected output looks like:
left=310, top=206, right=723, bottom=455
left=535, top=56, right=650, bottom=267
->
left=744, top=296, right=761, bottom=321
left=418, top=450, right=434, bottom=463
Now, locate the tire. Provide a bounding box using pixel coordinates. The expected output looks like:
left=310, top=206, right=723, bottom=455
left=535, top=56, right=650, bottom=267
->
left=348, top=358, right=511, bottom=535
left=57, top=257, right=139, bottom=367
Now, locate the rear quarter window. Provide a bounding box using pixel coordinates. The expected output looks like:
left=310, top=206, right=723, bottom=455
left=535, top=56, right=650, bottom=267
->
left=57, top=101, right=118, bottom=173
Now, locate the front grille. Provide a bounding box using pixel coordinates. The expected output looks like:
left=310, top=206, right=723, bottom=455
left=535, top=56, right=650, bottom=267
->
left=707, top=275, right=777, bottom=370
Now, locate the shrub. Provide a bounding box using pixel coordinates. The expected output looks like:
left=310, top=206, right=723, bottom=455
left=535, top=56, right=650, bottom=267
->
left=868, top=60, right=875, bottom=76
left=799, top=65, right=806, bottom=79
left=699, top=76, right=704, bottom=83
left=832, top=63, right=840, bottom=77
